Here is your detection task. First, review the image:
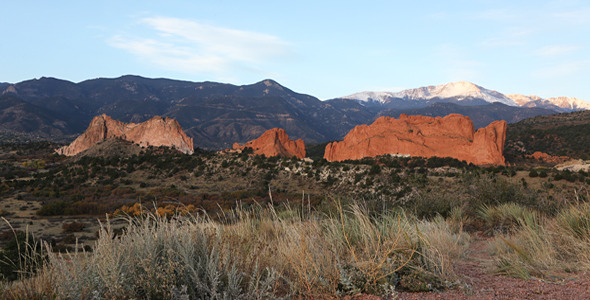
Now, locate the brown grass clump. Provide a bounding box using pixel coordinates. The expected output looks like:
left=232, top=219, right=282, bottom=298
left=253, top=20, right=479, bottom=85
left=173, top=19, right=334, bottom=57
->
left=493, top=202, right=590, bottom=279
left=1, top=200, right=470, bottom=298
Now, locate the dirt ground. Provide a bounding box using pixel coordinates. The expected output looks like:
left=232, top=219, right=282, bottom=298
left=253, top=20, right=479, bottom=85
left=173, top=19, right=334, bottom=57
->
left=397, top=235, right=590, bottom=299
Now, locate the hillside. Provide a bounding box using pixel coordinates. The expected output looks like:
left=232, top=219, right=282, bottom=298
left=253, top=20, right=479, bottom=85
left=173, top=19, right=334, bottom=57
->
left=505, top=110, right=590, bottom=160
left=0, top=94, right=86, bottom=137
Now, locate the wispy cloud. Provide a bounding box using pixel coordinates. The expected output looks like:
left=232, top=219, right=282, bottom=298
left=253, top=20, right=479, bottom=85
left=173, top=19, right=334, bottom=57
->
left=109, top=16, right=291, bottom=77
left=553, top=7, right=590, bottom=24
left=479, top=27, right=532, bottom=48
left=535, top=44, right=581, bottom=56
left=472, top=9, right=522, bottom=22
left=533, top=60, right=590, bottom=79
left=434, top=43, right=485, bottom=81
left=425, top=11, right=450, bottom=21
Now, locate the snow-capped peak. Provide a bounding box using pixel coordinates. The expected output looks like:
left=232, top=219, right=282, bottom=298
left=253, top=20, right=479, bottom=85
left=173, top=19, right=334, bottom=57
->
left=341, top=81, right=519, bottom=106
left=340, top=82, right=589, bottom=112
left=341, top=91, right=397, bottom=104
left=506, top=94, right=543, bottom=106
left=545, top=97, right=590, bottom=111
left=392, top=81, right=519, bottom=106
left=506, top=94, right=590, bottom=112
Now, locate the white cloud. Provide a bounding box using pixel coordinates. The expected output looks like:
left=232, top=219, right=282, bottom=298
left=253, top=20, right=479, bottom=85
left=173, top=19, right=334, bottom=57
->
left=108, top=16, right=291, bottom=76
left=425, top=11, right=450, bottom=21
left=533, top=60, right=590, bottom=79
left=553, top=7, right=590, bottom=24
left=434, top=43, right=485, bottom=81
left=535, top=44, right=581, bottom=56
left=479, top=28, right=532, bottom=48
left=472, top=9, right=521, bottom=22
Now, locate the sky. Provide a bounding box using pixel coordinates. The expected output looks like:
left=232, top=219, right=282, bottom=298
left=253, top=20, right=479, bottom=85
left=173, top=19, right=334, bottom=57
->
left=2, top=0, right=590, bottom=100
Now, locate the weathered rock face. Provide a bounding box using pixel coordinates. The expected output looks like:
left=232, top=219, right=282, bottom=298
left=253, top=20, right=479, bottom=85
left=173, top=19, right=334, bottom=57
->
left=56, top=114, right=194, bottom=156
left=232, top=128, right=305, bottom=158
left=324, top=114, right=506, bottom=165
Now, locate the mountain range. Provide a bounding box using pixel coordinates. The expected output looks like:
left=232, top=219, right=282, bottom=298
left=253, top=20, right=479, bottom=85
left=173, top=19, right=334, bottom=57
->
left=506, top=94, right=590, bottom=112
left=1, top=76, right=587, bottom=149
left=341, top=81, right=590, bottom=113
left=342, top=81, right=518, bottom=107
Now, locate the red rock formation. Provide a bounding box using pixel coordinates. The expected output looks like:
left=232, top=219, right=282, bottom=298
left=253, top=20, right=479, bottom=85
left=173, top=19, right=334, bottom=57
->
left=56, top=114, right=194, bottom=156
left=525, top=151, right=570, bottom=164
left=232, top=128, right=305, bottom=159
left=324, top=114, right=506, bottom=165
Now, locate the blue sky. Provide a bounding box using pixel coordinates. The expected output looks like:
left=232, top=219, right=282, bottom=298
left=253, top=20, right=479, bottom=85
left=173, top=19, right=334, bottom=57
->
left=2, top=0, right=589, bottom=100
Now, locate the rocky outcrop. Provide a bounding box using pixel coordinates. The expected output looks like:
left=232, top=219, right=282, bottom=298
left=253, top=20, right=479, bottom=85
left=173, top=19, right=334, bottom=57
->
left=232, top=128, right=305, bottom=158
left=324, top=114, right=506, bottom=165
left=525, top=151, right=570, bottom=164
left=556, top=159, right=590, bottom=172
left=56, top=114, right=194, bottom=156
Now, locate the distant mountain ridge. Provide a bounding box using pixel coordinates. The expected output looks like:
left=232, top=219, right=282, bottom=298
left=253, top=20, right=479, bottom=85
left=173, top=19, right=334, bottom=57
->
left=0, top=76, right=374, bottom=148
left=0, top=94, right=86, bottom=137
left=342, top=81, right=518, bottom=107
left=0, top=75, right=579, bottom=149
left=341, top=81, right=589, bottom=113
left=506, top=94, right=590, bottom=112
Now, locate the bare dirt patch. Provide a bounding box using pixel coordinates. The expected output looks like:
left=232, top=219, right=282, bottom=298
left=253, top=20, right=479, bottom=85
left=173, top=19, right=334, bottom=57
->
left=398, top=235, right=590, bottom=299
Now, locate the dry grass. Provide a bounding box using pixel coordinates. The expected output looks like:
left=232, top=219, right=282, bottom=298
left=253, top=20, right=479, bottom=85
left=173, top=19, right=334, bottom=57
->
left=1, top=200, right=470, bottom=298
left=493, top=202, right=590, bottom=279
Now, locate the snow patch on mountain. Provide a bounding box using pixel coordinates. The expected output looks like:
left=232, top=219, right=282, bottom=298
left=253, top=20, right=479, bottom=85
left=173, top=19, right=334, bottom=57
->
left=392, top=81, right=518, bottom=106
left=507, top=94, right=590, bottom=112
left=342, top=81, right=590, bottom=112
left=506, top=94, right=542, bottom=106
left=343, top=81, right=519, bottom=106
left=545, top=97, right=590, bottom=111
left=341, top=91, right=396, bottom=104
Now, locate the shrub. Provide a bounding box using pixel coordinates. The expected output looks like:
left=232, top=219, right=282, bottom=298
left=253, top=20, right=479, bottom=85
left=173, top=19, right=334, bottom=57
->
left=528, top=169, right=538, bottom=178
left=466, top=174, right=534, bottom=210
left=368, top=164, right=381, bottom=176
left=406, top=189, right=462, bottom=219
left=538, top=170, right=548, bottom=178
left=62, top=222, right=86, bottom=233
left=37, top=201, right=67, bottom=216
